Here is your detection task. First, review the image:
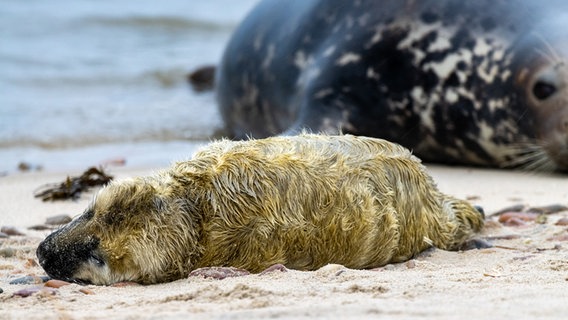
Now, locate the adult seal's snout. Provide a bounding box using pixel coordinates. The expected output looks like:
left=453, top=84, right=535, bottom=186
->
left=217, top=0, right=568, bottom=172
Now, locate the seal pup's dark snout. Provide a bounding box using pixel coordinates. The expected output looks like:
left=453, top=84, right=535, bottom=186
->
left=36, top=228, right=100, bottom=283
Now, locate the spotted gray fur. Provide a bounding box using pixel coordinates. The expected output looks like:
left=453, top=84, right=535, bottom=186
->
left=216, top=0, right=568, bottom=172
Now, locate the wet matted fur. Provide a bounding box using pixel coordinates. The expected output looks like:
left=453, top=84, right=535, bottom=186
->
left=37, top=134, right=484, bottom=284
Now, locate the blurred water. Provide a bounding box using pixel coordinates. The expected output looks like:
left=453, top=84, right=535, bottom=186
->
left=0, top=0, right=258, bottom=172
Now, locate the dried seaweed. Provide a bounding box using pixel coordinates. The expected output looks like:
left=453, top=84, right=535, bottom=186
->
left=34, top=167, right=113, bottom=201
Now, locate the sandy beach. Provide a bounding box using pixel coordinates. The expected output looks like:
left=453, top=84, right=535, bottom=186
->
left=7, top=0, right=568, bottom=318
left=1, top=164, right=568, bottom=319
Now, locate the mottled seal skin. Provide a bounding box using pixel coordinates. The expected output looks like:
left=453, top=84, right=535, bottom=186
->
left=217, top=0, right=568, bottom=172
left=36, top=134, right=483, bottom=285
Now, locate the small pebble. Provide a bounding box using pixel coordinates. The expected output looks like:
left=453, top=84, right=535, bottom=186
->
left=334, top=269, right=346, bottom=276
left=535, top=215, right=548, bottom=224
left=512, top=255, right=535, bottom=262
left=381, top=264, right=396, bottom=271
left=17, top=162, right=42, bottom=172
left=315, top=264, right=348, bottom=277
left=0, top=247, right=15, bottom=258
left=13, top=287, right=40, bottom=298
left=547, top=234, right=568, bottom=242
left=188, top=267, right=250, bottom=280
left=28, top=224, right=53, bottom=231
left=17, top=162, right=32, bottom=172
left=406, top=260, right=416, bottom=269
left=555, top=218, right=568, bottom=226
left=45, top=279, right=71, bottom=288
left=187, top=65, right=216, bottom=92
left=9, top=275, right=50, bottom=285
left=502, top=217, right=528, bottom=227
left=491, top=204, right=526, bottom=217
left=0, top=226, right=25, bottom=236
left=259, top=264, right=288, bottom=275
left=527, top=204, right=568, bottom=215
left=13, top=286, right=56, bottom=298
left=0, top=232, right=8, bottom=238
left=45, top=214, right=72, bottom=225
left=498, top=212, right=538, bottom=222
left=0, top=287, right=3, bottom=294
left=498, top=212, right=539, bottom=226
left=79, top=288, right=95, bottom=295
left=459, top=238, right=493, bottom=250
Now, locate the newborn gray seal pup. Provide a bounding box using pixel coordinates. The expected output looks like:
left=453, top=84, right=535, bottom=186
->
left=37, top=134, right=484, bottom=285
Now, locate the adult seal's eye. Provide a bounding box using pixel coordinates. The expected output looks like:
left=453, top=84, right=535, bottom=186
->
left=532, top=81, right=557, bottom=100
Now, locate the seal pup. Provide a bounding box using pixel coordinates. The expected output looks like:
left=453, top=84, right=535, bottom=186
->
left=216, top=0, right=568, bottom=172
left=37, top=134, right=484, bottom=285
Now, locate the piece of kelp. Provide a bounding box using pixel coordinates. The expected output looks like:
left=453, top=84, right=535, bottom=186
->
left=34, top=167, right=113, bottom=201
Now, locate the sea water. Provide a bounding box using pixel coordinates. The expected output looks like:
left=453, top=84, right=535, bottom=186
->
left=0, top=0, right=258, bottom=173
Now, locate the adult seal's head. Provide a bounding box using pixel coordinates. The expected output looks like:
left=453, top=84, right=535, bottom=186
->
left=37, top=134, right=484, bottom=284
left=511, top=14, right=568, bottom=170
left=216, top=0, right=568, bottom=172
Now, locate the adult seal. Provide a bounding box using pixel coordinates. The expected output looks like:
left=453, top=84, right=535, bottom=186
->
left=36, top=134, right=484, bottom=285
left=216, top=0, right=568, bottom=172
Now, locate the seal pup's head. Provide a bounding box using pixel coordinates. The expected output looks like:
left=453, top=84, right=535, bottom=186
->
left=36, top=176, right=202, bottom=285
